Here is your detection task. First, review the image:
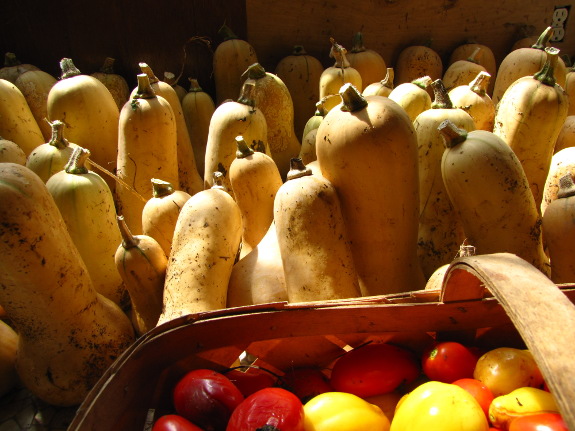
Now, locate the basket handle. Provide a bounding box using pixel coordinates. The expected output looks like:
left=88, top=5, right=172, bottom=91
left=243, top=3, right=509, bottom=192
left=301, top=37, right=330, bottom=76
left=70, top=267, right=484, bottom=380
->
left=441, top=252, right=575, bottom=430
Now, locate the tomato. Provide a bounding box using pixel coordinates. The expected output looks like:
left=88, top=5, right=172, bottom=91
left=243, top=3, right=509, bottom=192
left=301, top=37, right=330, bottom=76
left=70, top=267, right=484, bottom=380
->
left=508, top=413, right=568, bottom=431
left=452, top=378, right=494, bottom=419
left=173, top=369, right=244, bottom=431
left=226, top=387, right=305, bottom=431
left=422, top=341, right=479, bottom=383
left=224, top=367, right=277, bottom=397
left=282, top=367, right=333, bottom=403
left=152, top=414, right=204, bottom=431
left=329, top=343, right=420, bottom=397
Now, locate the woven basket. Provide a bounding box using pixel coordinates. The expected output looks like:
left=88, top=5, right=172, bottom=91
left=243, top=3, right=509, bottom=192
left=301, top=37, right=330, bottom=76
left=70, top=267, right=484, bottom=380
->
left=68, top=253, right=575, bottom=431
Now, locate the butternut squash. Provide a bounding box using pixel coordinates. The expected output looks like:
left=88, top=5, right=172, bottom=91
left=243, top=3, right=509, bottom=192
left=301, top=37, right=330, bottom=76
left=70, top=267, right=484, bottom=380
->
left=0, top=162, right=134, bottom=406
left=0, top=136, right=26, bottom=164
left=137, top=63, right=203, bottom=196
left=163, top=71, right=187, bottom=102
left=493, top=47, right=568, bottom=213
left=116, top=73, right=179, bottom=235
left=26, top=119, right=78, bottom=182
left=0, top=320, right=19, bottom=397
left=346, top=32, right=387, bottom=90
left=47, top=58, right=119, bottom=192
left=415, top=79, right=475, bottom=278
left=243, top=62, right=301, bottom=179
left=492, top=27, right=567, bottom=105
left=141, top=178, right=192, bottom=257
left=541, top=147, right=575, bottom=215
left=316, top=83, right=424, bottom=295
left=213, top=23, right=258, bottom=105
left=554, top=115, right=575, bottom=154
left=275, top=45, right=324, bottom=140
left=91, top=57, right=130, bottom=110
left=274, top=158, right=361, bottom=302
left=362, top=67, right=394, bottom=97
left=388, top=76, right=433, bottom=122
left=442, top=47, right=487, bottom=92
left=394, top=44, right=443, bottom=86
left=46, top=146, right=127, bottom=307
left=0, top=78, right=44, bottom=156
left=158, top=174, right=242, bottom=324
left=181, top=78, right=216, bottom=179
left=448, top=41, right=497, bottom=95
left=0, top=52, right=39, bottom=83
left=115, top=215, right=167, bottom=336
left=319, top=38, right=362, bottom=112
left=229, top=136, right=283, bottom=259
left=227, top=222, right=287, bottom=307
left=448, top=71, right=495, bottom=131
left=15, top=69, right=57, bottom=140
left=439, top=120, right=550, bottom=277
left=564, top=66, right=575, bottom=116
left=299, top=103, right=327, bottom=165
left=204, top=81, right=270, bottom=192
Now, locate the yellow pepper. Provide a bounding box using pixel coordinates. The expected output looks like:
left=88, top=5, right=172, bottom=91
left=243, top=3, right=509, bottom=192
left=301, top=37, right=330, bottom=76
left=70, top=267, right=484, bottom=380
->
left=303, top=391, right=390, bottom=431
left=390, top=381, right=489, bottom=431
left=489, top=387, right=559, bottom=430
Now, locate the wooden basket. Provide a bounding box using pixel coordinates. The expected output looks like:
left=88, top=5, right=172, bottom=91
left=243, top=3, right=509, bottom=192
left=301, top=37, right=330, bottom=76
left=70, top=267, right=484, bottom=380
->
left=68, top=253, right=575, bottom=431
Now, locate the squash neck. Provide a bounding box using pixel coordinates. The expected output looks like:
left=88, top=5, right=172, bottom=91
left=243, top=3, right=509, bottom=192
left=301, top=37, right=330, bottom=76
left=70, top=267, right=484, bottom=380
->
left=48, top=120, right=70, bottom=150
left=117, top=215, right=139, bottom=249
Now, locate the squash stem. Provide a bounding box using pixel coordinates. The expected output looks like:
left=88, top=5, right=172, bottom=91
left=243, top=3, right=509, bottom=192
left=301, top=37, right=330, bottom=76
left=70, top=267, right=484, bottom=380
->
left=64, top=146, right=90, bottom=175
left=466, top=47, right=482, bottom=64
left=99, top=57, right=116, bottom=74
left=350, top=32, right=366, bottom=53
left=412, top=76, right=432, bottom=90
left=135, top=73, right=156, bottom=99
left=438, top=119, right=468, bottom=148
left=340, top=83, right=368, bottom=112
left=244, top=63, right=267, bottom=80
left=163, top=71, right=177, bottom=86
left=59, top=58, right=82, bottom=79
left=329, top=37, right=351, bottom=68
left=292, top=45, right=307, bottom=56
left=151, top=178, right=175, bottom=198
left=431, top=79, right=453, bottom=109
left=469, top=71, right=491, bottom=96
left=534, top=47, right=559, bottom=87
left=187, top=78, right=203, bottom=92
left=3, top=52, right=20, bottom=67
left=117, top=215, right=139, bottom=249
left=48, top=120, right=70, bottom=150
left=237, top=82, right=257, bottom=107
left=218, top=23, right=239, bottom=41
left=381, top=68, right=395, bottom=89
left=557, top=173, right=575, bottom=199
left=139, top=62, right=160, bottom=85
left=235, top=135, right=255, bottom=158
left=287, top=158, right=312, bottom=180
left=211, top=171, right=227, bottom=190
left=532, top=26, right=554, bottom=51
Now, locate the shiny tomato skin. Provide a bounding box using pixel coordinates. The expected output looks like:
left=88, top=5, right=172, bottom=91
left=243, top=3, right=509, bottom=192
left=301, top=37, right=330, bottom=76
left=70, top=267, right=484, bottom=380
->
left=226, top=387, right=305, bottom=431
left=452, top=378, right=494, bottom=419
left=152, top=414, right=205, bottom=431
left=173, top=369, right=244, bottom=431
left=329, top=343, right=420, bottom=397
left=422, top=341, right=479, bottom=383
left=282, top=367, right=333, bottom=403
left=508, top=413, right=568, bottom=431
left=224, top=367, right=277, bottom=397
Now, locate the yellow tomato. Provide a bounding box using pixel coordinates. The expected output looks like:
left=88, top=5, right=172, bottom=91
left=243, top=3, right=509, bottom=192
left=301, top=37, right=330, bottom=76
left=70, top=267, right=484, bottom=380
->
left=304, top=391, right=390, bottom=431
left=489, top=387, right=559, bottom=430
left=390, top=381, right=489, bottom=431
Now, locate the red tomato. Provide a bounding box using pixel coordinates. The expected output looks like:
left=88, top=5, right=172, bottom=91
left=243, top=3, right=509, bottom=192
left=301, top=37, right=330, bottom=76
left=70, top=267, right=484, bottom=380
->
left=152, top=414, right=204, bottom=431
left=282, top=367, right=333, bottom=402
left=226, top=387, right=305, bottom=431
left=452, top=378, right=494, bottom=419
left=329, top=343, right=420, bottom=397
left=508, top=413, right=568, bottom=431
left=422, top=341, right=479, bottom=383
left=224, top=367, right=277, bottom=397
left=173, top=369, right=244, bottom=431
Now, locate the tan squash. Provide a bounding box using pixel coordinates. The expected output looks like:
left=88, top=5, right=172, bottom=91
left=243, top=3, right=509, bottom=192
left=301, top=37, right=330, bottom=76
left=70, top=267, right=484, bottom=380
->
left=362, top=67, right=394, bottom=97
left=0, top=52, right=39, bottom=83
left=554, top=115, right=575, bottom=154
left=0, top=136, right=26, bottom=164
left=492, top=27, right=567, bottom=105
left=26, top=119, right=78, bottom=182
left=181, top=78, right=216, bottom=179
left=448, top=42, right=497, bottom=94
left=229, top=136, right=283, bottom=259
left=319, top=38, right=362, bottom=112
left=213, top=23, right=258, bottom=105
left=115, top=215, right=167, bottom=336
left=163, top=71, right=187, bottom=102
left=137, top=63, right=203, bottom=196
left=541, top=147, right=575, bottom=216
left=394, top=44, right=443, bottom=86
left=141, top=179, right=192, bottom=257
left=204, top=81, right=270, bottom=192
left=565, top=66, right=575, bottom=116
left=316, top=83, right=425, bottom=296
left=442, top=47, right=487, bottom=92
left=47, top=58, right=119, bottom=192
left=0, top=320, right=19, bottom=397
left=275, top=45, right=324, bottom=140
left=158, top=173, right=242, bottom=324
left=274, top=158, right=361, bottom=302
left=227, top=222, right=287, bottom=307
left=440, top=120, right=550, bottom=277
left=415, top=79, right=475, bottom=278
left=388, top=76, right=433, bottom=122
left=117, top=73, right=179, bottom=235
left=15, top=69, right=57, bottom=140
left=493, top=47, right=568, bottom=213
left=46, top=146, right=127, bottom=307
left=346, top=32, right=387, bottom=90
left=243, top=62, right=301, bottom=179
left=424, top=242, right=476, bottom=291
left=91, top=57, right=130, bottom=110
left=0, top=162, right=134, bottom=406
left=0, top=78, right=44, bottom=156
left=448, top=71, right=495, bottom=131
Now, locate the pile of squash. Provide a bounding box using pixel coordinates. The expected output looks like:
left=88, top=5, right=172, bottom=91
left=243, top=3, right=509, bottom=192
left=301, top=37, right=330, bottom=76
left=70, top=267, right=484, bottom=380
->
left=0, top=23, right=574, bottom=408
